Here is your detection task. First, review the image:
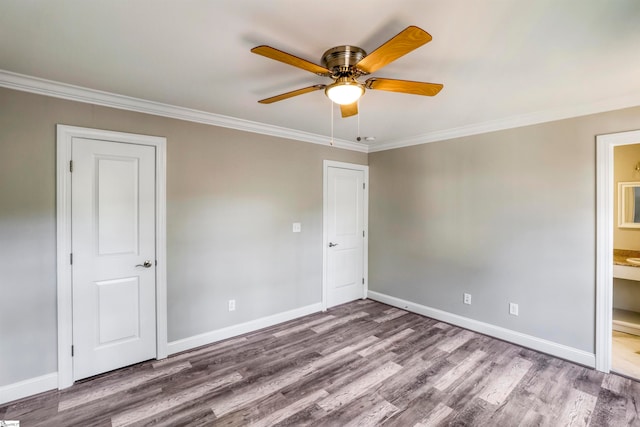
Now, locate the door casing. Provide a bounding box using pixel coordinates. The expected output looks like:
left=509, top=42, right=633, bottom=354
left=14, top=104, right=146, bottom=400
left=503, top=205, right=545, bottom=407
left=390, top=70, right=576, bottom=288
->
left=56, top=125, right=167, bottom=389
left=322, top=160, right=369, bottom=311
left=595, top=129, right=640, bottom=372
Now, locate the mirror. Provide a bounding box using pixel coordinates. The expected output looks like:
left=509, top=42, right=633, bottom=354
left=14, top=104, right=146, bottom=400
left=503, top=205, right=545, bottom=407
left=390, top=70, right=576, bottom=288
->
left=619, top=182, right=640, bottom=228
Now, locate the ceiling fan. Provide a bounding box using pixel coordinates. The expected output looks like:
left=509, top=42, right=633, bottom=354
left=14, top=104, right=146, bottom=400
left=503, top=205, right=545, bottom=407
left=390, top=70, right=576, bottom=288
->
left=251, top=25, right=443, bottom=118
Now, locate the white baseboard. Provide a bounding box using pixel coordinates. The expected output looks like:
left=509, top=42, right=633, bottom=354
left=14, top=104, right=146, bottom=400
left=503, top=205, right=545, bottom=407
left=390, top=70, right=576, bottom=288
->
left=0, top=303, right=322, bottom=405
left=167, top=302, right=323, bottom=355
left=0, top=303, right=322, bottom=404
left=368, top=291, right=596, bottom=368
left=1, top=296, right=594, bottom=405
left=0, top=372, right=58, bottom=405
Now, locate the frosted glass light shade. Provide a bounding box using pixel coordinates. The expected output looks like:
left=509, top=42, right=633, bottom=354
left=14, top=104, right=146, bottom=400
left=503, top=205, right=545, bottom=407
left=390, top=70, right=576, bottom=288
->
left=325, top=81, right=364, bottom=105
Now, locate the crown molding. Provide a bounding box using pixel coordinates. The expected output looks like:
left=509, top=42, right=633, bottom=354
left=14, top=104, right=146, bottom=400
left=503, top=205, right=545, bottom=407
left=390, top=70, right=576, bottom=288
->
left=0, top=70, right=367, bottom=153
left=369, top=91, right=640, bottom=152
left=4, top=69, right=640, bottom=155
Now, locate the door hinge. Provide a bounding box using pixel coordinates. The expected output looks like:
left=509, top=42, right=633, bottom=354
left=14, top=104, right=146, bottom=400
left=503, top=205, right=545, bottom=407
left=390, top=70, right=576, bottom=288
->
left=362, top=277, right=365, bottom=284
left=71, top=345, right=74, bottom=357
left=70, top=253, right=73, bottom=265
left=363, top=183, right=365, bottom=190
left=363, top=230, right=365, bottom=238
left=69, top=160, right=73, bottom=172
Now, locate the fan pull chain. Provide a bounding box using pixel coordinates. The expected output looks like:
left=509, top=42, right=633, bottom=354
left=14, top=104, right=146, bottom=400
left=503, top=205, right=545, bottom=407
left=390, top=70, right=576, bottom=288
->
left=330, top=101, right=334, bottom=146
left=357, top=100, right=360, bottom=141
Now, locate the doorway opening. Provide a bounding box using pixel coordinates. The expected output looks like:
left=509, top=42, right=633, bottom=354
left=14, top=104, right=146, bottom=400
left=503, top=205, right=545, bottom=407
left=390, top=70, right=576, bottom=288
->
left=596, top=129, right=640, bottom=376
left=610, top=144, right=640, bottom=379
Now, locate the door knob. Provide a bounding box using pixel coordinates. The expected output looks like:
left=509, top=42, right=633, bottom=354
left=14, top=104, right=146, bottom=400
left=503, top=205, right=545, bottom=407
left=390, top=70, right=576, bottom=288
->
left=328, top=242, right=339, bottom=247
left=136, top=260, right=153, bottom=268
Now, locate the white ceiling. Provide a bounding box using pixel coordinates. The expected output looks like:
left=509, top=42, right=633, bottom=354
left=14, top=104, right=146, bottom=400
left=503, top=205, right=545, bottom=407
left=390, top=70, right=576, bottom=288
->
left=2, top=0, right=640, bottom=149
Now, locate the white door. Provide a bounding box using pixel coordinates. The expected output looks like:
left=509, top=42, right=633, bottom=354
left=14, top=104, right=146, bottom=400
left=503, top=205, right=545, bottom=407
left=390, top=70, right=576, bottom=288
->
left=72, top=137, right=157, bottom=380
left=326, top=166, right=366, bottom=308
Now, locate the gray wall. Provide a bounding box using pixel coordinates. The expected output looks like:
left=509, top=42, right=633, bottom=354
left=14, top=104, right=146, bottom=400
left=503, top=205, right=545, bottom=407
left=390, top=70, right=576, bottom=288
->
left=4, top=82, right=640, bottom=389
left=0, top=87, right=366, bottom=386
left=369, top=107, right=640, bottom=353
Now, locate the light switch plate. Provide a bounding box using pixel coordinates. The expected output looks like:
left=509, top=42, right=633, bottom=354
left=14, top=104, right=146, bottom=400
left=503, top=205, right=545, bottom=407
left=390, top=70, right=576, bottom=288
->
left=292, top=222, right=301, bottom=233
left=509, top=302, right=519, bottom=316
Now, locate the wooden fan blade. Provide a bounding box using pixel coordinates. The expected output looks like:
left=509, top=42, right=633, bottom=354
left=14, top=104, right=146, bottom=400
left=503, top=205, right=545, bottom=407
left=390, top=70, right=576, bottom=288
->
left=356, top=26, right=432, bottom=74
left=251, top=45, right=330, bottom=75
left=340, top=102, right=358, bottom=118
left=258, top=85, right=325, bottom=104
left=366, top=78, right=443, bottom=96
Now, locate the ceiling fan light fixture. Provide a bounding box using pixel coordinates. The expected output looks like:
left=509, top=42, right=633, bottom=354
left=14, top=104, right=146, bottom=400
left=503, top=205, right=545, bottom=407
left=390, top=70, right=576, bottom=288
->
left=325, top=78, right=364, bottom=105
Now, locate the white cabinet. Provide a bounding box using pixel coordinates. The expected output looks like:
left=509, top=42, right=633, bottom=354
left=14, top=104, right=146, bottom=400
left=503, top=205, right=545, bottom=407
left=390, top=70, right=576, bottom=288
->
left=613, top=266, right=640, bottom=336
left=613, top=265, right=640, bottom=281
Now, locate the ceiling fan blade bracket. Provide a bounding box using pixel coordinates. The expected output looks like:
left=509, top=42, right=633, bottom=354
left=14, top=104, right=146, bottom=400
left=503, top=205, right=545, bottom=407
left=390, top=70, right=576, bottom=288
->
left=364, top=78, right=376, bottom=89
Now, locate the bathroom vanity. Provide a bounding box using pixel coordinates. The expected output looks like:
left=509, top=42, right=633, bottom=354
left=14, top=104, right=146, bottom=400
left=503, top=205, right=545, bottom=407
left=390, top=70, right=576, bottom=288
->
left=613, top=249, right=640, bottom=336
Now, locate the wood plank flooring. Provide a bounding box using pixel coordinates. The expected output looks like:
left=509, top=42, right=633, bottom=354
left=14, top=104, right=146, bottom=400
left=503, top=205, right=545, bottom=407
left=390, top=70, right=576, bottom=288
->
left=2, top=299, right=640, bottom=426
left=612, top=330, right=640, bottom=380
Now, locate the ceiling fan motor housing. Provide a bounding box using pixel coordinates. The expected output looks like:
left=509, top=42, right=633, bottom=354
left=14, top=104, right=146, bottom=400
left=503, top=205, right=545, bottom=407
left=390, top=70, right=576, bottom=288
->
left=321, top=45, right=367, bottom=77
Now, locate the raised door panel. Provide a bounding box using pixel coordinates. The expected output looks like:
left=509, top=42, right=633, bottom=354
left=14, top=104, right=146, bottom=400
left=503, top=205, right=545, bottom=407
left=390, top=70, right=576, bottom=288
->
left=97, top=157, right=140, bottom=256
left=97, top=277, right=140, bottom=346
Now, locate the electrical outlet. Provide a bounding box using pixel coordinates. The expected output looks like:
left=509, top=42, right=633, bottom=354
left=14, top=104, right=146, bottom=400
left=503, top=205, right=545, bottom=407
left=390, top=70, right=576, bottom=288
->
left=463, top=293, right=472, bottom=305
left=509, top=302, right=519, bottom=316
left=228, top=299, right=236, bottom=312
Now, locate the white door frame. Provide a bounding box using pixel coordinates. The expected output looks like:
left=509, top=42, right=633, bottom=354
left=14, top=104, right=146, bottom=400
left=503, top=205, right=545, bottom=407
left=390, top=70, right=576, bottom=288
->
left=322, top=160, right=369, bottom=311
left=595, top=129, right=640, bottom=372
left=56, top=125, right=167, bottom=389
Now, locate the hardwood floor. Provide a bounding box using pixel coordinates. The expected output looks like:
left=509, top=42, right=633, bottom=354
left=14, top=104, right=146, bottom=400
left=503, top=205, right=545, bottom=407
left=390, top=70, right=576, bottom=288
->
left=2, top=299, right=640, bottom=426
left=612, top=330, right=640, bottom=380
